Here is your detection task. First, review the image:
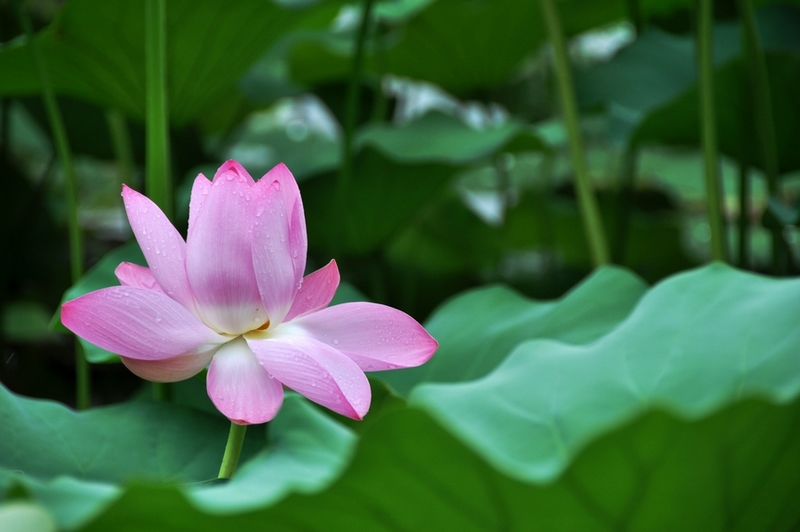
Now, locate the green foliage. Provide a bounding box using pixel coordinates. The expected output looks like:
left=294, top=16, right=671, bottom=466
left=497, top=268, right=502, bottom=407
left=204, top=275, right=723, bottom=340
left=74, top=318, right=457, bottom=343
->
left=0, top=0, right=337, bottom=128
left=6, top=265, right=800, bottom=529
left=634, top=52, right=800, bottom=174
left=4, top=0, right=800, bottom=529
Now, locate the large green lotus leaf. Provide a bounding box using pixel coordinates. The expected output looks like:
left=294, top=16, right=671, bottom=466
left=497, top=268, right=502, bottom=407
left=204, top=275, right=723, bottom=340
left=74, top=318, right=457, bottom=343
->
left=632, top=52, right=800, bottom=175
left=0, top=391, right=358, bottom=529
left=0, top=384, right=262, bottom=485
left=0, top=0, right=333, bottom=126
left=70, top=397, right=799, bottom=531
left=411, top=263, right=800, bottom=483
left=379, top=265, right=648, bottom=395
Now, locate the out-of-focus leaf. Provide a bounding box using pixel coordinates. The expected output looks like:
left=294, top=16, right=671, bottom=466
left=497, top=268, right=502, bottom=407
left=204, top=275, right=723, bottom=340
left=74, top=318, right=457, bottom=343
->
left=578, top=6, right=800, bottom=114
left=289, top=0, right=634, bottom=93
left=379, top=265, right=648, bottom=395
left=304, top=112, right=548, bottom=256
left=0, top=0, right=334, bottom=127
left=3, top=301, right=59, bottom=343
left=632, top=52, right=800, bottom=175
left=355, top=111, right=547, bottom=164
left=0, top=501, right=56, bottom=532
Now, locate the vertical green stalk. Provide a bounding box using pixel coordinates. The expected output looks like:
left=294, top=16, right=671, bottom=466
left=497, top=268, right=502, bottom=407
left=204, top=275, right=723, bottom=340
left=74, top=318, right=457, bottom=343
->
left=611, top=147, right=638, bottom=263
left=218, top=423, right=247, bottom=479
left=697, top=0, right=727, bottom=263
left=145, top=0, right=172, bottom=219
left=145, top=0, right=171, bottom=401
left=626, top=0, right=644, bottom=33
left=738, top=0, right=784, bottom=273
left=336, top=0, right=376, bottom=241
left=737, top=161, right=751, bottom=268
left=540, top=0, right=610, bottom=267
left=105, top=109, right=135, bottom=188
left=14, top=0, right=90, bottom=409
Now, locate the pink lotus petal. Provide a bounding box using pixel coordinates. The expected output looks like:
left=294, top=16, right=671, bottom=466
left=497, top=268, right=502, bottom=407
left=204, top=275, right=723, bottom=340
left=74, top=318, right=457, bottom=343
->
left=188, top=173, right=212, bottom=239
left=115, top=262, right=163, bottom=293
left=61, top=286, right=226, bottom=361
left=251, top=178, right=298, bottom=326
left=186, top=163, right=266, bottom=335
left=284, top=260, right=340, bottom=322
left=122, top=186, right=196, bottom=312
left=263, top=164, right=306, bottom=282
left=247, top=335, right=370, bottom=420
left=289, top=303, right=438, bottom=371
left=215, top=160, right=256, bottom=185
left=121, top=349, right=215, bottom=382
left=207, top=337, right=284, bottom=425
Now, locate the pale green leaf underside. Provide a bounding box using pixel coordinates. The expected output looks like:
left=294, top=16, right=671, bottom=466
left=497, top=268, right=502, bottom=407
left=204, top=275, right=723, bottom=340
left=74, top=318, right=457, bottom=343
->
left=412, top=263, right=800, bottom=483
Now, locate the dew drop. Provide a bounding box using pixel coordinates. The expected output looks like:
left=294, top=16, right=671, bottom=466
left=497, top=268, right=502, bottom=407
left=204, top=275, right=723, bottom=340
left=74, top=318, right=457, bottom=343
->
left=332, top=339, right=340, bottom=345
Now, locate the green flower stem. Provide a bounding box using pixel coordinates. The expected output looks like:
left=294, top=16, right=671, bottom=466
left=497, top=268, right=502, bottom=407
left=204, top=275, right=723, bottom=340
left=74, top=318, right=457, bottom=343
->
left=336, top=0, right=376, bottom=245
left=13, top=0, right=89, bottom=409
left=626, top=0, right=644, bottom=33
left=611, top=147, right=638, bottom=264
left=539, top=0, right=610, bottom=267
left=738, top=0, right=784, bottom=273
left=145, top=0, right=171, bottom=402
left=145, top=0, right=172, bottom=220
left=697, top=0, right=727, bottom=263
left=105, top=109, right=135, bottom=188
left=218, top=422, right=247, bottom=479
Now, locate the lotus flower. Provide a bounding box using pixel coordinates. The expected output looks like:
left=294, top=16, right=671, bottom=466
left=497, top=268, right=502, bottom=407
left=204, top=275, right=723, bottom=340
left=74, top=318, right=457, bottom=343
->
left=62, top=161, right=437, bottom=424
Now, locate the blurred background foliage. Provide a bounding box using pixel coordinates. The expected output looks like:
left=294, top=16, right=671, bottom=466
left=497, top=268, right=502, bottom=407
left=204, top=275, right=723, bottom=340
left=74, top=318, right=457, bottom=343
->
left=1, top=0, right=800, bottom=405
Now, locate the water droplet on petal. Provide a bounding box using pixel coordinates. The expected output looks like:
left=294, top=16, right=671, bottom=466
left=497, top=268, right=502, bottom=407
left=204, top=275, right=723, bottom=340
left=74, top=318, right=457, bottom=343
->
left=332, top=339, right=340, bottom=345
